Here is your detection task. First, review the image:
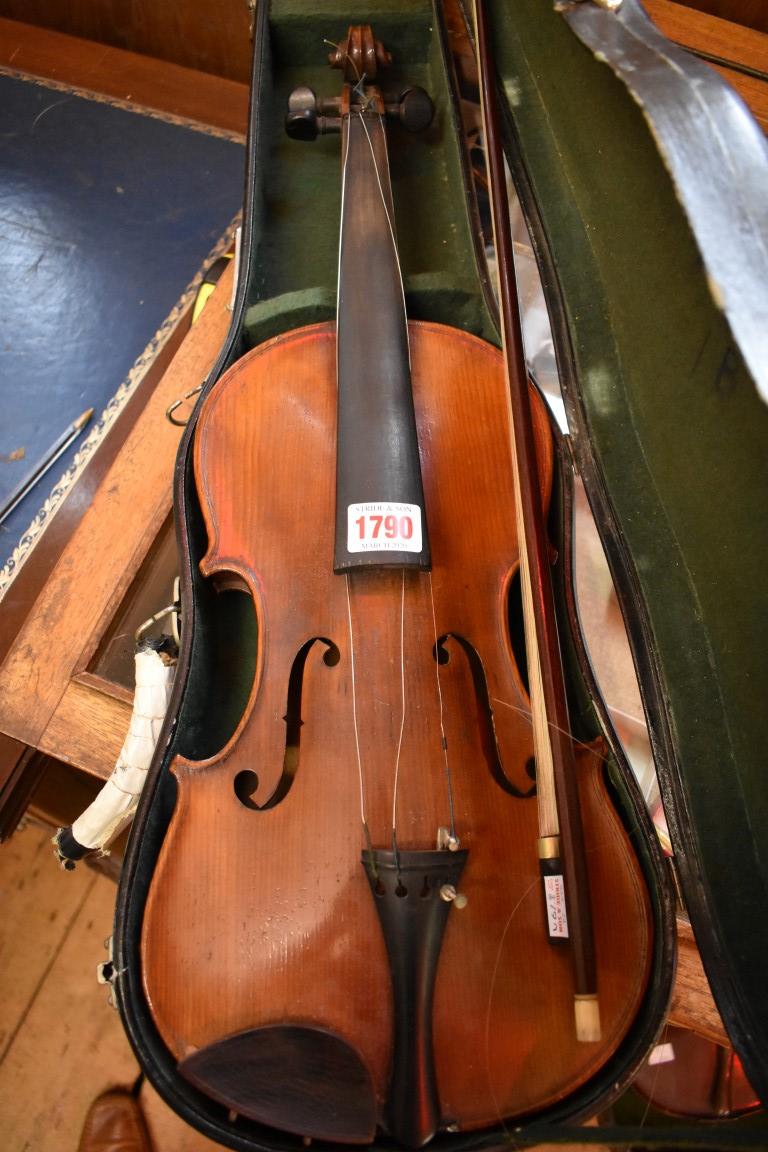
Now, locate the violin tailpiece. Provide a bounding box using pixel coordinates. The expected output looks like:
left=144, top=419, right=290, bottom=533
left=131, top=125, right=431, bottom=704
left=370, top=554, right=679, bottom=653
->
left=362, top=847, right=469, bottom=1147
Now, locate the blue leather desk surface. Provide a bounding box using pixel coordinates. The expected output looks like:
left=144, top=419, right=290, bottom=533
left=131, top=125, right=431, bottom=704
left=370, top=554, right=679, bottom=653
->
left=0, top=72, right=245, bottom=572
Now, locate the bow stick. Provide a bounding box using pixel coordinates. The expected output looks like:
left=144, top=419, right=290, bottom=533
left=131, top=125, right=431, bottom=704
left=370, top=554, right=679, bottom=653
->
left=473, top=0, right=600, bottom=1043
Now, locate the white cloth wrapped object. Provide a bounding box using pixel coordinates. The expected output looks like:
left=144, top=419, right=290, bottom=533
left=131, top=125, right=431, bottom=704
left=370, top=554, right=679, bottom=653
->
left=69, top=648, right=175, bottom=852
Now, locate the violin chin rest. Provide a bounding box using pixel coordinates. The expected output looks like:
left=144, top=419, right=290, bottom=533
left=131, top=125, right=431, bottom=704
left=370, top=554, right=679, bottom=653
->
left=178, top=1023, right=377, bottom=1144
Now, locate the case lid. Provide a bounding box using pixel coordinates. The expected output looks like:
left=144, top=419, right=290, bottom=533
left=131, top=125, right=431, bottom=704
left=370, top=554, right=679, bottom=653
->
left=487, top=0, right=768, bottom=1101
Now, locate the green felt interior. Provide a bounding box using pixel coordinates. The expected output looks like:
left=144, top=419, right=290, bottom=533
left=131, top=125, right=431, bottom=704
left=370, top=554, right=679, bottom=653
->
left=241, top=0, right=496, bottom=347
left=490, top=0, right=768, bottom=1072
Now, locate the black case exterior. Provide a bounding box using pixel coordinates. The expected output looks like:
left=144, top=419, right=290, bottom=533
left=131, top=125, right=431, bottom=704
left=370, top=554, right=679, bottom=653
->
left=113, top=0, right=767, bottom=1147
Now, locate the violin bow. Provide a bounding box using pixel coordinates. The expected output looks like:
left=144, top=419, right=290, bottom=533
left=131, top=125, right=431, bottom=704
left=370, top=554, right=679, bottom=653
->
left=472, top=0, right=600, bottom=1043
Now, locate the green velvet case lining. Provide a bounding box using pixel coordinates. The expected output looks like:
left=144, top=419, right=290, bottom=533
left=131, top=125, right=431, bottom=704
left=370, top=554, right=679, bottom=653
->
left=240, top=1, right=497, bottom=349
left=487, top=0, right=768, bottom=1104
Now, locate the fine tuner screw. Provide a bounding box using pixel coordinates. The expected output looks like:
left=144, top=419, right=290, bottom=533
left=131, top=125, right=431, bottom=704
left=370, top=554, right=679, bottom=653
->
left=286, top=85, right=434, bottom=141
left=440, top=884, right=468, bottom=909
left=437, top=826, right=461, bottom=852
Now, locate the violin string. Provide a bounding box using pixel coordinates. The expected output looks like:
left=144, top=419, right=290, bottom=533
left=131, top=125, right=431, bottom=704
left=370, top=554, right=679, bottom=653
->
left=335, top=94, right=352, bottom=466
left=336, top=102, right=352, bottom=399
left=492, top=694, right=611, bottom=768
left=340, top=100, right=412, bottom=868
left=391, top=569, right=407, bottom=867
left=357, top=110, right=410, bottom=865
left=345, top=574, right=369, bottom=831
left=491, top=693, right=650, bottom=845
left=356, top=109, right=411, bottom=370
left=483, top=873, right=540, bottom=1147
left=428, top=573, right=457, bottom=839
left=330, top=40, right=405, bottom=338
left=323, top=37, right=363, bottom=88
left=638, top=1023, right=669, bottom=1128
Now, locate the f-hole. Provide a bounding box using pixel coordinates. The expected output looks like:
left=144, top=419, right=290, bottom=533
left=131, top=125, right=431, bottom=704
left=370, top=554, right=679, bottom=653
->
left=234, top=637, right=340, bottom=811
left=507, top=565, right=528, bottom=696
left=436, top=633, right=536, bottom=799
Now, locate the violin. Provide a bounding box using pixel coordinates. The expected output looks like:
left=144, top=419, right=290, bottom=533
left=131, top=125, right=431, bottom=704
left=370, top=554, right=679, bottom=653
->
left=140, top=25, right=653, bottom=1147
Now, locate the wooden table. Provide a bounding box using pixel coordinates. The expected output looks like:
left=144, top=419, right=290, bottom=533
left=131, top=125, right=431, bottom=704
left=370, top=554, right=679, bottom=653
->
left=0, top=257, right=236, bottom=823
left=644, top=0, right=768, bottom=133
left=0, top=18, right=247, bottom=833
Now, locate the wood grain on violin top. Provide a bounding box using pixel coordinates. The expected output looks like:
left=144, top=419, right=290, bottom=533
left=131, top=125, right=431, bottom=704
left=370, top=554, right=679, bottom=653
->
left=141, top=322, right=653, bottom=1135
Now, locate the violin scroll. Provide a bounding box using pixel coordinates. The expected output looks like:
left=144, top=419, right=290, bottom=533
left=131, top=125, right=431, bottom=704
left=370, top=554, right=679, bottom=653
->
left=286, top=26, right=434, bottom=141
left=328, top=24, right=391, bottom=81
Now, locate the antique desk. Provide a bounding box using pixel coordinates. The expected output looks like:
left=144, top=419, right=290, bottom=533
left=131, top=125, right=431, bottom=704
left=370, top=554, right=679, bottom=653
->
left=0, top=17, right=247, bottom=835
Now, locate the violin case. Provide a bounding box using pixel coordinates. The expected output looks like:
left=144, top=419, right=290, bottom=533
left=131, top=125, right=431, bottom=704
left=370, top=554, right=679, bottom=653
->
left=113, top=0, right=768, bottom=1146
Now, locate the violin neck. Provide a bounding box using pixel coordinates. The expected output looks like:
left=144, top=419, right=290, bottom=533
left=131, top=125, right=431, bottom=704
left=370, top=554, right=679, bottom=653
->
left=334, top=96, right=430, bottom=573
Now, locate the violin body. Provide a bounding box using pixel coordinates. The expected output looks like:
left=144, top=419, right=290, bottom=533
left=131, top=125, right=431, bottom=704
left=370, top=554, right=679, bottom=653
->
left=141, top=322, right=652, bottom=1141
left=113, top=3, right=682, bottom=1147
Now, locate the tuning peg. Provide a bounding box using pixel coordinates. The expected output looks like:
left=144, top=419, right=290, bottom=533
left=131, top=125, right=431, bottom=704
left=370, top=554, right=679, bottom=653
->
left=385, top=87, right=434, bottom=133
left=399, top=87, right=434, bottom=132
left=286, top=86, right=341, bottom=140
left=286, top=86, right=320, bottom=140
